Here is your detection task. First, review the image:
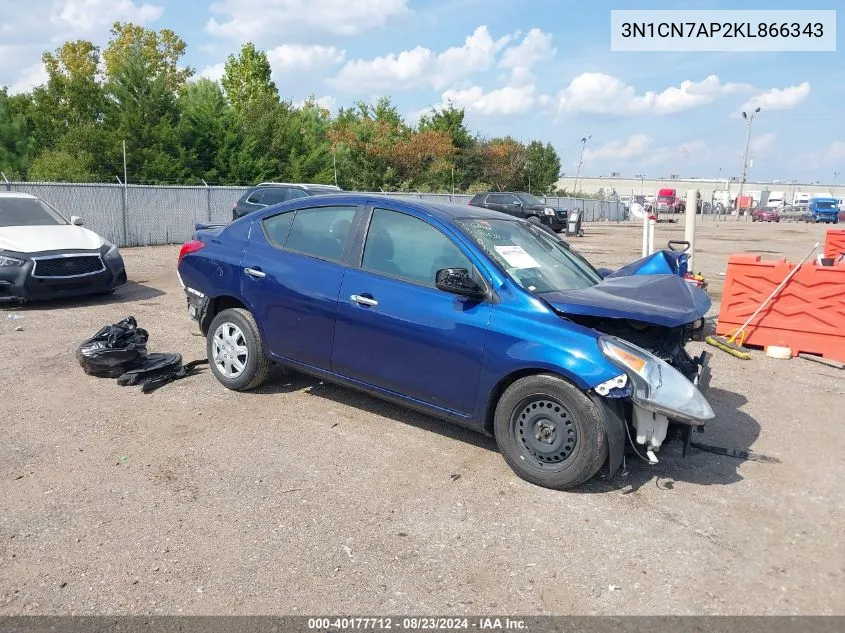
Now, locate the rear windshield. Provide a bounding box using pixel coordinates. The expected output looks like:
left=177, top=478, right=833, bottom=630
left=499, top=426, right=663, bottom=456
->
left=0, top=197, right=68, bottom=227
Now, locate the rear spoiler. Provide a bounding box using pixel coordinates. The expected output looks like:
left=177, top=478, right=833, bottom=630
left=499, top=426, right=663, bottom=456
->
left=195, top=222, right=228, bottom=231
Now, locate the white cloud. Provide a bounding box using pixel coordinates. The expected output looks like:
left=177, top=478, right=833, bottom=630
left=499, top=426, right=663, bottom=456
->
left=826, top=141, right=845, bottom=160
left=331, top=25, right=511, bottom=91
left=51, top=0, right=163, bottom=32
left=7, top=63, right=48, bottom=95
left=751, top=132, right=777, bottom=154
left=441, top=84, right=536, bottom=116
left=499, top=28, right=555, bottom=85
left=296, top=95, right=337, bottom=112
left=558, top=73, right=753, bottom=116
left=584, top=135, right=652, bottom=162
left=206, top=0, right=409, bottom=41
left=267, top=44, right=346, bottom=73
left=199, top=62, right=226, bottom=82
left=741, top=82, right=810, bottom=112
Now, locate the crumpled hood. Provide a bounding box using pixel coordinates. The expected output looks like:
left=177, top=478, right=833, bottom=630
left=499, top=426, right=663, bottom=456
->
left=542, top=274, right=711, bottom=328
left=0, top=225, right=106, bottom=253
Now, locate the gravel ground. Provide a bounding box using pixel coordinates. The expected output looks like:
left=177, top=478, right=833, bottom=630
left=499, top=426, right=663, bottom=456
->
left=0, top=216, right=842, bottom=615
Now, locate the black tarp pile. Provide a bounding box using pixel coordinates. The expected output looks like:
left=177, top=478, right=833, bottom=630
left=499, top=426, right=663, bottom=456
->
left=76, top=316, right=207, bottom=393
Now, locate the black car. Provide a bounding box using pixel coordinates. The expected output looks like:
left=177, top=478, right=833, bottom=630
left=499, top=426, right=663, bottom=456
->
left=233, top=183, right=343, bottom=220
left=468, top=192, right=565, bottom=231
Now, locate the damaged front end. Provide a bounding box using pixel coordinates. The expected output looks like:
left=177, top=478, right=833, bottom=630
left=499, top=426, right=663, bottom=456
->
left=542, top=274, right=714, bottom=466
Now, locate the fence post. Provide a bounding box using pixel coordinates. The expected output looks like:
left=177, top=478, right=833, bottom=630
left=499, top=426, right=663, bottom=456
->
left=202, top=179, right=211, bottom=222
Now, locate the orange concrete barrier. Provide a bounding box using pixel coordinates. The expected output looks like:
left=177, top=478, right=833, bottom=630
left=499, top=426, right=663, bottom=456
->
left=715, top=254, right=845, bottom=362
left=824, top=229, right=845, bottom=260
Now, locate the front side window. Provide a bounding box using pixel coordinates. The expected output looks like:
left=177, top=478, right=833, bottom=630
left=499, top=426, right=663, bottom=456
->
left=0, top=197, right=68, bottom=227
left=284, top=206, right=356, bottom=262
left=287, top=189, right=310, bottom=200
left=362, top=209, right=472, bottom=286
left=516, top=193, right=545, bottom=205
left=457, top=218, right=602, bottom=294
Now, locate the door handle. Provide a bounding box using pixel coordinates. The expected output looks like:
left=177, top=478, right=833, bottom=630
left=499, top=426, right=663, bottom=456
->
left=244, top=267, right=266, bottom=279
left=350, top=294, right=378, bottom=307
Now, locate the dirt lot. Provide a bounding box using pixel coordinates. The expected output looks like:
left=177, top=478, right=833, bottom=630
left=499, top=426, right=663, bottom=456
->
left=1, top=217, right=843, bottom=615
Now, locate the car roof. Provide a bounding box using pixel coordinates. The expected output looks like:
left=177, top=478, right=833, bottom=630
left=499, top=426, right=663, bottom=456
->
left=280, top=193, right=516, bottom=223
left=254, top=182, right=341, bottom=190
left=0, top=192, right=37, bottom=199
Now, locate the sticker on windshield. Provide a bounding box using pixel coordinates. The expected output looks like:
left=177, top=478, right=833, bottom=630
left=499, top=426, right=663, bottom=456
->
left=494, top=245, right=540, bottom=269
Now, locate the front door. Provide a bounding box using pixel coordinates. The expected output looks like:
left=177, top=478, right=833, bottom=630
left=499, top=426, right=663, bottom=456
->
left=331, top=207, right=492, bottom=415
left=241, top=204, right=357, bottom=370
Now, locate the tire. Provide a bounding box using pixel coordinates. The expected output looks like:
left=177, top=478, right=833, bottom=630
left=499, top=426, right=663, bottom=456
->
left=207, top=308, right=272, bottom=391
left=493, top=374, right=607, bottom=490
left=527, top=215, right=541, bottom=225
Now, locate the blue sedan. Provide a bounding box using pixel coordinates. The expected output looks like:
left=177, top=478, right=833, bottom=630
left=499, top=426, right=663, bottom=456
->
left=177, top=194, right=713, bottom=490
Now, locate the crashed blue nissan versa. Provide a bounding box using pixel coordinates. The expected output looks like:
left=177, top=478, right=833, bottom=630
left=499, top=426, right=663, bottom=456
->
left=177, top=194, right=714, bottom=490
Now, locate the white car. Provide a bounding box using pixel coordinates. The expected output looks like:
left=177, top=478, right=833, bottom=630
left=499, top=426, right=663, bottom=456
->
left=0, top=192, right=126, bottom=302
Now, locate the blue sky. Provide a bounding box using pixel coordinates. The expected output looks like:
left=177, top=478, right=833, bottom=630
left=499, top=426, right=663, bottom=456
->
left=1, top=0, right=842, bottom=183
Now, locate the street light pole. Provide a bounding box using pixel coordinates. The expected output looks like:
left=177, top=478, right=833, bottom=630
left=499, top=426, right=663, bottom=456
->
left=573, top=135, right=591, bottom=195
left=737, top=107, right=760, bottom=219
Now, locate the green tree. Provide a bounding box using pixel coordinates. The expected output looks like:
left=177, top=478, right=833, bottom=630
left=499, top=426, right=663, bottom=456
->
left=221, top=43, right=278, bottom=111
left=525, top=141, right=561, bottom=194
left=103, top=23, right=194, bottom=93
left=0, top=89, right=36, bottom=178
left=28, top=149, right=95, bottom=182
left=103, top=44, right=186, bottom=183
left=178, top=79, right=237, bottom=183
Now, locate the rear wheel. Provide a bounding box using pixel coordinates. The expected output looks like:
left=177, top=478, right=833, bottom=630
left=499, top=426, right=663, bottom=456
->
left=207, top=308, right=272, bottom=391
left=493, top=374, right=607, bottom=490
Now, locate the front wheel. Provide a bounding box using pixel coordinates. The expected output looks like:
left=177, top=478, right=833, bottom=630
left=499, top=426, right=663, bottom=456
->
left=527, top=215, right=541, bottom=225
left=493, top=374, right=607, bottom=490
left=207, top=308, right=272, bottom=391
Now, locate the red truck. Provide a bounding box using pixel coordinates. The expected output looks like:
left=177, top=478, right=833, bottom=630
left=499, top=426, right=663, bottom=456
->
left=655, top=188, right=686, bottom=214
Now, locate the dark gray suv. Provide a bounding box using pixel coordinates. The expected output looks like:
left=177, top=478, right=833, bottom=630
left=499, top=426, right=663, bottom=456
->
left=233, top=183, right=343, bottom=220
left=468, top=192, right=565, bottom=231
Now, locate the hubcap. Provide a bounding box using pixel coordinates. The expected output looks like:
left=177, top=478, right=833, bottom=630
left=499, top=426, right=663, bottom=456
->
left=212, top=322, right=249, bottom=379
left=511, top=397, right=578, bottom=468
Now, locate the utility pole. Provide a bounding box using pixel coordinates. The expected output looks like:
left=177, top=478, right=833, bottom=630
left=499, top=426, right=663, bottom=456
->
left=573, top=135, right=591, bottom=195
left=333, top=153, right=338, bottom=187
left=737, top=107, right=760, bottom=219
left=635, top=174, right=645, bottom=195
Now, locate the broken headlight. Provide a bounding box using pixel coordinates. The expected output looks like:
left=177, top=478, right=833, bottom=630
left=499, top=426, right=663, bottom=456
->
left=598, top=336, right=715, bottom=423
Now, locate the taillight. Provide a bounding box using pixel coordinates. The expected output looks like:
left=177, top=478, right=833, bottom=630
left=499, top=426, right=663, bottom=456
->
left=178, top=240, right=205, bottom=265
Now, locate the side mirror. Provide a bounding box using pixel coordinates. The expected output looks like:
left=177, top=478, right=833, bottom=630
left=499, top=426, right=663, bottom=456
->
left=512, top=200, right=522, bottom=206
left=70, top=216, right=84, bottom=226
left=435, top=268, right=486, bottom=299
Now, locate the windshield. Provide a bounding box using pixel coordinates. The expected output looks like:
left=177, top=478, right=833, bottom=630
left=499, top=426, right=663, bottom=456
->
left=457, top=218, right=602, bottom=294
left=516, top=193, right=545, bottom=206
left=815, top=201, right=835, bottom=209
left=0, top=197, right=68, bottom=227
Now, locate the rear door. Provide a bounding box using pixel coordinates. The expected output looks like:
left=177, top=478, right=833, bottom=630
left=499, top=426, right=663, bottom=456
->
left=485, top=194, right=506, bottom=212
left=240, top=203, right=361, bottom=370
left=331, top=204, right=493, bottom=415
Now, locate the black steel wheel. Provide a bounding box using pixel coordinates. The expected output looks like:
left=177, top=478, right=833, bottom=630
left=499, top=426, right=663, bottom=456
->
left=493, top=374, right=607, bottom=490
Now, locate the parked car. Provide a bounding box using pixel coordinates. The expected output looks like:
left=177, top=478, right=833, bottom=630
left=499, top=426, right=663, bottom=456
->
left=0, top=192, right=126, bottom=303
left=468, top=192, right=566, bottom=231
left=750, top=207, right=780, bottom=223
left=177, top=195, right=714, bottom=491
left=233, top=183, right=343, bottom=220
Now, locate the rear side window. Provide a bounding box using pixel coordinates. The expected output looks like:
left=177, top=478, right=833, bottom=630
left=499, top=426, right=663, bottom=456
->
left=284, top=206, right=356, bottom=262
left=246, top=190, right=263, bottom=204
left=362, top=208, right=472, bottom=286
left=287, top=189, right=310, bottom=200
left=262, top=211, right=295, bottom=247
left=261, top=188, right=289, bottom=205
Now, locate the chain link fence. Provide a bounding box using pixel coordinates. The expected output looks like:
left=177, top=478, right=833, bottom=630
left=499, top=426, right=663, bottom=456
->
left=2, top=182, right=624, bottom=247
